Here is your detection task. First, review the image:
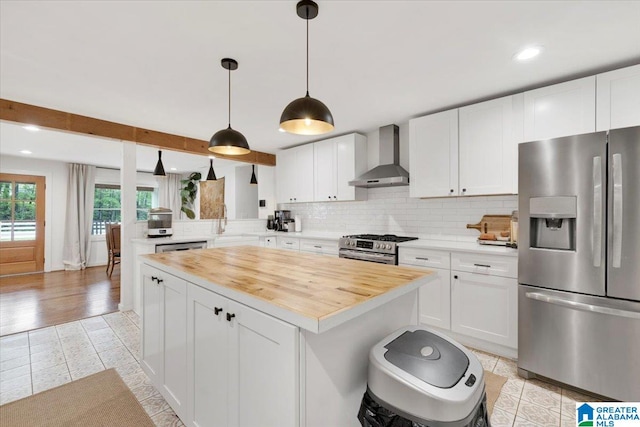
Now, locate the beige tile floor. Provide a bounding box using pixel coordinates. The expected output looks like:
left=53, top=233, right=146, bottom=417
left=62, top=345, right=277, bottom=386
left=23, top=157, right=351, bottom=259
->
left=0, top=311, right=605, bottom=427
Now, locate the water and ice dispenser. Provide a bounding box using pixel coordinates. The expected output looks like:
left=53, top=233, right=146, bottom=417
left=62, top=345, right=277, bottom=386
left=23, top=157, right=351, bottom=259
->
left=529, top=196, right=576, bottom=251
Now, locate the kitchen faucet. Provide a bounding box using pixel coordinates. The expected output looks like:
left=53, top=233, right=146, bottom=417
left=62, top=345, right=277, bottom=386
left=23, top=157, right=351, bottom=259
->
left=216, top=204, right=227, bottom=234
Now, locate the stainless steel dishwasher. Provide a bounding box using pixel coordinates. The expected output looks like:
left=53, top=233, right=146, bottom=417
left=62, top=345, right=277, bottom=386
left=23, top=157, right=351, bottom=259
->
left=154, top=241, right=207, bottom=253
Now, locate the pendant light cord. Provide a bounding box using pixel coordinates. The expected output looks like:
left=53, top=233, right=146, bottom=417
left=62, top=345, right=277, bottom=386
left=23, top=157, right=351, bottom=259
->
left=306, top=7, right=309, bottom=96
left=228, top=67, right=231, bottom=127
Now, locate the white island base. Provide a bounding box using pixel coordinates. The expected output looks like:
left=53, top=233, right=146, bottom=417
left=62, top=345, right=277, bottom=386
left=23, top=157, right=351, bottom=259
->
left=300, top=291, right=417, bottom=427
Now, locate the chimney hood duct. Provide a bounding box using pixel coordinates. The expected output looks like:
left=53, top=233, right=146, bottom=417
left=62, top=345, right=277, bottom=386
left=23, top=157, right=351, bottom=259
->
left=349, top=124, right=409, bottom=188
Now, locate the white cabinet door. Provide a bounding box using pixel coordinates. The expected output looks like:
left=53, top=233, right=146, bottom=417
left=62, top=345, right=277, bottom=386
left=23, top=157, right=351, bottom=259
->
left=295, top=143, right=315, bottom=203
left=459, top=95, right=520, bottom=195
left=299, top=238, right=339, bottom=256
left=335, top=134, right=367, bottom=201
left=160, top=273, right=188, bottom=421
left=276, top=149, right=296, bottom=204
left=227, top=300, right=298, bottom=427
left=524, top=76, right=596, bottom=142
left=409, top=110, right=459, bottom=198
left=417, top=267, right=451, bottom=330
left=141, top=268, right=163, bottom=382
left=186, top=282, right=229, bottom=427
left=277, top=236, right=300, bottom=251
left=596, top=64, right=640, bottom=131
left=141, top=265, right=188, bottom=421
left=263, top=236, right=276, bottom=248
left=313, top=139, right=336, bottom=202
left=451, top=271, right=517, bottom=348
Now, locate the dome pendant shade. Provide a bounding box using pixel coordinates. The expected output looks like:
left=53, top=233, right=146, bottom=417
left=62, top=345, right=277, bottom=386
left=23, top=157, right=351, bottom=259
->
left=153, top=150, right=166, bottom=176
left=209, top=126, right=250, bottom=155
left=279, top=0, right=334, bottom=136
left=209, top=58, right=250, bottom=155
left=279, top=93, right=334, bottom=135
left=207, top=159, right=217, bottom=181
left=250, top=165, right=258, bottom=185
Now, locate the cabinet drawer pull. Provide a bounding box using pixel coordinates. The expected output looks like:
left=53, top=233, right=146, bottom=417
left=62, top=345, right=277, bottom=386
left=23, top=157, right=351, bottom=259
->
left=226, top=313, right=236, bottom=322
left=314, top=245, right=322, bottom=248
left=214, top=307, right=223, bottom=315
left=285, top=242, right=293, bottom=245
left=473, top=263, right=491, bottom=268
left=415, top=257, right=429, bottom=261
left=156, top=278, right=164, bottom=284
left=151, top=276, right=158, bottom=282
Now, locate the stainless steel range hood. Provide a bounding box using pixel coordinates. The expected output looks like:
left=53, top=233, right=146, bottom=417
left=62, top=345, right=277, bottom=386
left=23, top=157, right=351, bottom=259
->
left=349, top=124, right=409, bottom=188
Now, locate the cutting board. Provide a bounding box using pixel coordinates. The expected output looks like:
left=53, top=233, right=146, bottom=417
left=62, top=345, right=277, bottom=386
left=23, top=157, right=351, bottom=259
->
left=466, top=215, right=511, bottom=236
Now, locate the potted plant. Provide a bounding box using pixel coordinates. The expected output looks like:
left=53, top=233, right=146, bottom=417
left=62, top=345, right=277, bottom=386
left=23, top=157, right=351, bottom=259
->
left=180, top=172, right=201, bottom=219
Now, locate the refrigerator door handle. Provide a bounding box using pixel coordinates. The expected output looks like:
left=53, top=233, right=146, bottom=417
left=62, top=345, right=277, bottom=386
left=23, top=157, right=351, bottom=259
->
left=525, top=292, right=640, bottom=320
left=592, top=156, right=603, bottom=267
left=612, top=153, right=623, bottom=268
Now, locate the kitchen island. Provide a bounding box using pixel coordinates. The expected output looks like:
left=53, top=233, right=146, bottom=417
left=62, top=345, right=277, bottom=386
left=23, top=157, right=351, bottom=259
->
left=140, top=246, right=434, bottom=427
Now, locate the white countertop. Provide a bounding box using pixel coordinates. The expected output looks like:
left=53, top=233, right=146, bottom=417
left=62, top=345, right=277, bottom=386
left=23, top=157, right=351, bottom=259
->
left=398, top=239, right=518, bottom=257
left=132, top=230, right=518, bottom=256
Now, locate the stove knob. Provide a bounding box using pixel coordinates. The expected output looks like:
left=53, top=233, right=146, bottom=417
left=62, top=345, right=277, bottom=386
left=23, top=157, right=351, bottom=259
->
left=386, top=244, right=392, bottom=250
left=350, top=241, right=355, bottom=246
left=376, top=243, right=381, bottom=249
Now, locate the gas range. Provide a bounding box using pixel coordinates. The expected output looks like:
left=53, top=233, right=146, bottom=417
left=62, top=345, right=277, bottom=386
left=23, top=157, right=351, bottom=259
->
left=338, top=234, right=419, bottom=264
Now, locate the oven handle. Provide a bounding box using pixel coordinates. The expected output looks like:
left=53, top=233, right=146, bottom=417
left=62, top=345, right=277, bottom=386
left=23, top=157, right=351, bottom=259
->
left=340, top=255, right=394, bottom=265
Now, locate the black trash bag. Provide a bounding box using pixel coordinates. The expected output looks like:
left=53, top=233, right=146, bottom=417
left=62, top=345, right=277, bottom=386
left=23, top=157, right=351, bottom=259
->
left=357, top=388, right=428, bottom=427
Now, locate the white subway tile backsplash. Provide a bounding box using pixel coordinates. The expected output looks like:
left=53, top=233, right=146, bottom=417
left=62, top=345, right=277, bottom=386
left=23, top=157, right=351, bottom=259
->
left=279, top=187, right=517, bottom=238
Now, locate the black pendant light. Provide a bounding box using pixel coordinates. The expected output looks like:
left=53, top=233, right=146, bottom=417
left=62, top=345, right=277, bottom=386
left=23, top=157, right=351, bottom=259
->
left=279, top=0, right=334, bottom=135
left=209, top=58, right=251, bottom=155
left=153, top=150, right=166, bottom=176
left=206, top=158, right=217, bottom=181
left=250, top=165, right=258, bottom=185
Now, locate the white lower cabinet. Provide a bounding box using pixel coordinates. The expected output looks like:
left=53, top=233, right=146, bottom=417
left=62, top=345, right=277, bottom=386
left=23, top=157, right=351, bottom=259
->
left=450, top=271, right=517, bottom=349
left=142, top=264, right=299, bottom=427
left=399, top=246, right=518, bottom=357
left=277, top=236, right=300, bottom=251
left=299, top=238, right=339, bottom=257
left=141, top=264, right=188, bottom=421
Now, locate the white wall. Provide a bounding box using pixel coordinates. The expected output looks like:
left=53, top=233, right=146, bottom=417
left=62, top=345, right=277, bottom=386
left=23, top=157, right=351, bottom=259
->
left=1, top=155, right=68, bottom=272
left=234, top=165, right=258, bottom=219
left=257, top=165, right=276, bottom=219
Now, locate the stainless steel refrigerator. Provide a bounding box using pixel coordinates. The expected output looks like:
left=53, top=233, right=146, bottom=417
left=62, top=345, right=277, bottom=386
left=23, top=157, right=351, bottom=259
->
left=518, top=125, right=640, bottom=401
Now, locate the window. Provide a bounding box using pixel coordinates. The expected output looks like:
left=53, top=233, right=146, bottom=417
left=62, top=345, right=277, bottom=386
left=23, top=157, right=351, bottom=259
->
left=0, top=180, right=37, bottom=241
left=92, top=185, right=155, bottom=235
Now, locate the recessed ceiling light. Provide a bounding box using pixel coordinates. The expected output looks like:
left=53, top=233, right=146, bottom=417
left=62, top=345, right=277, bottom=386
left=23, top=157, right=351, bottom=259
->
left=170, top=167, right=177, bottom=171
left=20, top=150, right=32, bottom=154
left=23, top=125, right=40, bottom=132
left=514, top=46, right=543, bottom=62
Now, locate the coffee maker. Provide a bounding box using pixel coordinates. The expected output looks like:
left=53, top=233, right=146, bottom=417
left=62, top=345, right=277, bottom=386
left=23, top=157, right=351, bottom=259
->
left=274, top=210, right=295, bottom=232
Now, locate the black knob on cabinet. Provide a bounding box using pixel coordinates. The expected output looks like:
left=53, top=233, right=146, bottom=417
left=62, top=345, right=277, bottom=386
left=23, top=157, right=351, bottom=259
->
left=462, top=188, right=467, bottom=192
left=328, top=196, right=331, bottom=199
left=454, top=275, right=459, bottom=279
left=156, top=278, right=163, bottom=284
left=226, top=313, right=236, bottom=322
left=214, top=307, right=223, bottom=315
left=151, top=276, right=158, bottom=282
left=450, top=189, right=454, bottom=193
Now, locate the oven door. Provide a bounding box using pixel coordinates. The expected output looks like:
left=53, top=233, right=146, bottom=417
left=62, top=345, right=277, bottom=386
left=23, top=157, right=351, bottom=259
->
left=339, top=249, right=396, bottom=265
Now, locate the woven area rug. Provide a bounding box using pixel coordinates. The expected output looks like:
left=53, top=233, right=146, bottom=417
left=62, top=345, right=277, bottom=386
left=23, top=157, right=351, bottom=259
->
left=485, top=370, right=508, bottom=415
left=0, top=368, right=154, bottom=427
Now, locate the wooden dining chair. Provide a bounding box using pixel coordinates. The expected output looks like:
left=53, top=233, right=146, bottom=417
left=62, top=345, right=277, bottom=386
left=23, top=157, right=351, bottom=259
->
left=106, top=223, right=121, bottom=277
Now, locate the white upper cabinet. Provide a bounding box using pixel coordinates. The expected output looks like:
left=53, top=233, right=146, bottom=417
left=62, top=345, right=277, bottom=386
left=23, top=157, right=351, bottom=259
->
left=596, top=64, right=640, bottom=131
left=523, top=76, right=596, bottom=142
left=276, top=143, right=314, bottom=203
left=409, top=110, right=459, bottom=198
left=459, top=95, right=522, bottom=195
left=314, top=133, right=367, bottom=202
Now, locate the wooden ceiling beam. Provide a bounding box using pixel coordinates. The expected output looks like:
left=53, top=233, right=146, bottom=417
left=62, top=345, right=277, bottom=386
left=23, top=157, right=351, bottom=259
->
left=0, top=98, right=276, bottom=166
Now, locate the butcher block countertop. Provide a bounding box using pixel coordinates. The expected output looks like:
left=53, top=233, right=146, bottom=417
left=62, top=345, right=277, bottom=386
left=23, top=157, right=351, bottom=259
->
left=141, top=246, right=435, bottom=333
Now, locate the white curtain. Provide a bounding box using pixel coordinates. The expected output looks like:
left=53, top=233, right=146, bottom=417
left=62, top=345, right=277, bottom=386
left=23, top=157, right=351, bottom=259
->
left=158, top=173, right=183, bottom=219
left=63, top=163, right=96, bottom=270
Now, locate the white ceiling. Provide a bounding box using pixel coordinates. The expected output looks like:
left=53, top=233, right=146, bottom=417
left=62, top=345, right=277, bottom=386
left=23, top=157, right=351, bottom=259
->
left=1, top=1, right=639, bottom=158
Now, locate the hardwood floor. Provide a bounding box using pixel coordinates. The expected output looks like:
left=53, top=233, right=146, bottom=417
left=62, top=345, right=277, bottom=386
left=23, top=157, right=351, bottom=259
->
left=0, top=266, right=120, bottom=336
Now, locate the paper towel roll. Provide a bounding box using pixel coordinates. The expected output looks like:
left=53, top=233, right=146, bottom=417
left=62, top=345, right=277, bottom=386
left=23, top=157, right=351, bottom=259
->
left=295, top=215, right=302, bottom=232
